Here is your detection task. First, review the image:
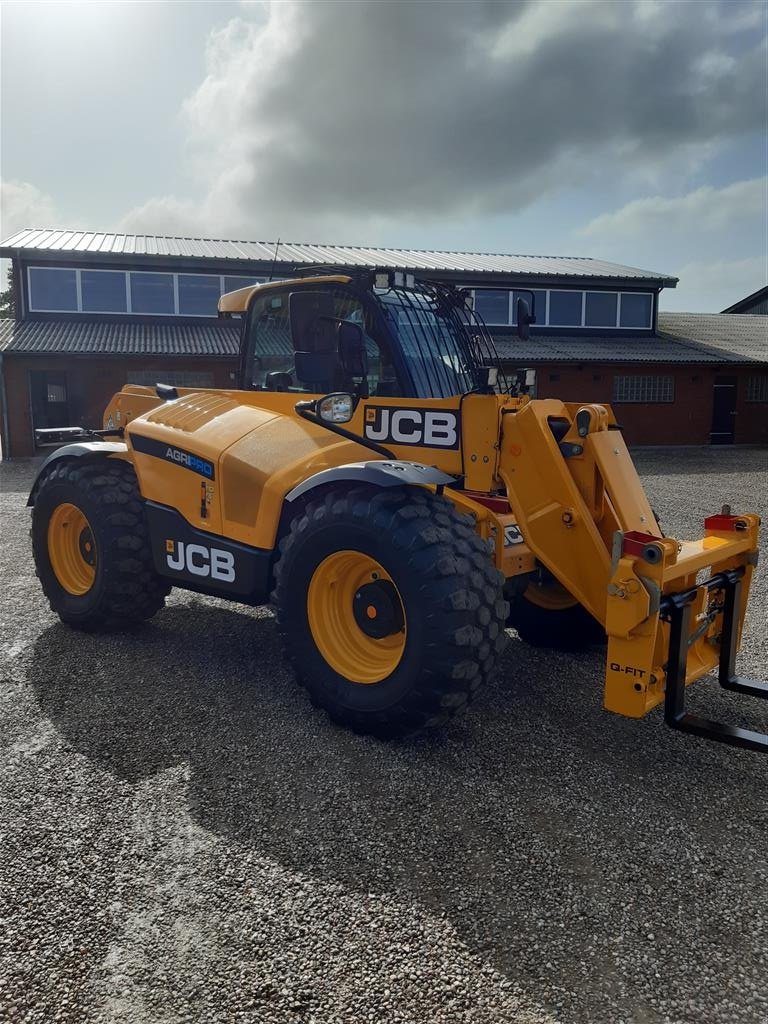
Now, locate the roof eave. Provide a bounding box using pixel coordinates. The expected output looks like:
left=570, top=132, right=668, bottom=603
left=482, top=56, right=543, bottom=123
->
left=0, top=246, right=677, bottom=289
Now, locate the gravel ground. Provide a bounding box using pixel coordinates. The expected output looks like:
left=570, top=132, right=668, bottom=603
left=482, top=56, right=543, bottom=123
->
left=1, top=448, right=766, bottom=1024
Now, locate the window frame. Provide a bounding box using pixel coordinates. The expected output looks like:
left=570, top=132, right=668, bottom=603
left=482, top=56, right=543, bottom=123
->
left=547, top=289, right=588, bottom=329
left=26, top=265, right=266, bottom=318
left=746, top=375, right=768, bottom=403
left=27, top=266, right=79, bottom=313
left=612, top=374, right=675, bottom=404
left=79, top=266, right=130, bottom=314
left=470, top=286, right=654, bottom=329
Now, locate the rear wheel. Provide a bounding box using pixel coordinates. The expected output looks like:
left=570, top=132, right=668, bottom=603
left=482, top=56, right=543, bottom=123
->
left=273, top=486, right=509, bottom=738
left=31, top=458, right=170, bottom=631
left=508, top=576, right=605, bottom=649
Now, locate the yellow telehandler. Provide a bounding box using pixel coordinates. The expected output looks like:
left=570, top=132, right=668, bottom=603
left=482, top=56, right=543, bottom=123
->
left=28, top=271, right=765, bottom=750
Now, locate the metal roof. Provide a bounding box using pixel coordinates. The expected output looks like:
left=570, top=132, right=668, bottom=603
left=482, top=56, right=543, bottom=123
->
left=721, top=286, right=768, bottom=315
left=0, top=228, right=677, bottom=285
left=0, top=319, right=239, bottom=357
left=1, top=313, right=763, bottom=365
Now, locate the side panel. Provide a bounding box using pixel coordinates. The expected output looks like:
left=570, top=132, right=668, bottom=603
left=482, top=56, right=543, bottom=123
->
left=145, top=502, right=273, bottom=605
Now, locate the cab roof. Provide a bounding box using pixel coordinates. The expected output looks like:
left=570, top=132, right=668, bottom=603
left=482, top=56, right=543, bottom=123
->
left=218, top=275, right=353, bottom=315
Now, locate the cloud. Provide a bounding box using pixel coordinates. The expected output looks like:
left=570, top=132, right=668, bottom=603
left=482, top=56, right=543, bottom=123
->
left=659, top=256, right=766, bottom=312
left=580, top=177, right=767, bottom=238
left=573, top=177, right=767, bottom=310
left=119, top=0, right=767, bottom=241
left=0, top=180, right=60, bottom=240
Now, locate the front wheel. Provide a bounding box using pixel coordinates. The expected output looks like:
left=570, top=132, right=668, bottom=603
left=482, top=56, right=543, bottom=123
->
left=272, top=487, right=509, bottom=738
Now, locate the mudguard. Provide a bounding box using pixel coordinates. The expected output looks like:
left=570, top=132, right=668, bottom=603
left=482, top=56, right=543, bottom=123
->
left=284, top=460, right=456, bottom=503
left=27, top=442, right=128, bottom=506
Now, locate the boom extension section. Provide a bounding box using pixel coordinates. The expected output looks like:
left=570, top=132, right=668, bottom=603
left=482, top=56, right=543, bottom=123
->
left=498, top=400, right=764, bottom=751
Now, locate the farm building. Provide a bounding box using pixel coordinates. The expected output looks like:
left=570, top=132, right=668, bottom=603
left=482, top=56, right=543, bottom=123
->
left=0, top=228, right=765, bottom=456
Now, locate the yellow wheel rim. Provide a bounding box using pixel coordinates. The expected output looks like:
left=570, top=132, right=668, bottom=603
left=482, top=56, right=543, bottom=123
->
left=307, top=550, right=406, bottom=684
left=47, top=502, right=97, bottom=596
left=523, top=579, right=577, bottom=611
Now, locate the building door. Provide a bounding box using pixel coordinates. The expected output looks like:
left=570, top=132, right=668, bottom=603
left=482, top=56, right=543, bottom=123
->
left=29, top=371, right=70, bottom=439
left=710, top=375, right=737, bottom=445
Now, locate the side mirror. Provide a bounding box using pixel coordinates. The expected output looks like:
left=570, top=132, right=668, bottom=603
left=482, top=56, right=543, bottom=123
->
left=337, top=320, right=368, bottom=378
left=516, top=297, right=534, bottom=341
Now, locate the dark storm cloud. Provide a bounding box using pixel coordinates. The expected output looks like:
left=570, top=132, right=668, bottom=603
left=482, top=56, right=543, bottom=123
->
left=180, top=0, right=765, bottom=226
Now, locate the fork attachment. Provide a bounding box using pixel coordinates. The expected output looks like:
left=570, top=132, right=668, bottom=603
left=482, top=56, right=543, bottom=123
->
left=662, top=568, right=768, bottom=753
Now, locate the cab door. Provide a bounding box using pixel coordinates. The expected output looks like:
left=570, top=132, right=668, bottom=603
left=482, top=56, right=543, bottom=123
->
left=239, top=283, right=403, bottom=397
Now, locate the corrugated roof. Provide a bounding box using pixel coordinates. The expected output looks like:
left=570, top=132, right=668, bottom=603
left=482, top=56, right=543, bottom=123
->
left=496, top=313, right=767, bottom=365
left=0, top=319, right=239, bottom=357
left=0, top=228, right=676, bottom=284
left=1, top=313, right=763, bottom=365
left=657, top=312, right=767, bottom=362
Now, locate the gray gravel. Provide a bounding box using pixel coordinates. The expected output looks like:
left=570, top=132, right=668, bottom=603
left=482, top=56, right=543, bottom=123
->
left=1, top=447, right=766, bottom=1024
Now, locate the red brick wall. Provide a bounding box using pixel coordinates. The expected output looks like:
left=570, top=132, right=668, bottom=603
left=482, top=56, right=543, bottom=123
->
left=515, top=362, right=767, bottom=446
left=2, top=354, right=765, bottom=458
left=1, top=355, right=237, bottom=458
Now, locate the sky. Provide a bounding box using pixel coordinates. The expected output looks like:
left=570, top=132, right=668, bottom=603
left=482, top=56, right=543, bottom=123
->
left=1, top=0, right=766, bottom=312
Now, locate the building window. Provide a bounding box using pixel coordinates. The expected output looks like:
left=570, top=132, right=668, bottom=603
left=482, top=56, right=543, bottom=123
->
left=26, top=266, right=267, bottom=318
left=471, top=287, right=654, bottom=329
left=473, top=289, right=510, bottom=324
left=613, top=375, right=674, bottom=403
left=746, top=375, right=768, bottom=403
left=81, top=270, right=128, bottom=313
left=126, top=370, right=216, bottom=388
left=130, top=272, right=175, bottom=314
left=28, top=267, right=78, bottom=311
left=548, top=290, right=583, bottom=327
left=178, top=274, right=221, bottom=316
left=585, top=291, right=617, bottom=327
left=619, top=293, right=653, bottom=328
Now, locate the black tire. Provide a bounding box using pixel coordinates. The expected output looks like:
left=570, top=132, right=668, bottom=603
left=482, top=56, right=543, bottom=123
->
left=31, top=458, right=170, bottom=631
left=272, top=486, right=509, bottom=738
left=509, top=588, right=605, bottom=650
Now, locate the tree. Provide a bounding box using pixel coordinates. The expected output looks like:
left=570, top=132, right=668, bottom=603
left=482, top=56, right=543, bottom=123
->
left=0, top=266, right=15, bottom=318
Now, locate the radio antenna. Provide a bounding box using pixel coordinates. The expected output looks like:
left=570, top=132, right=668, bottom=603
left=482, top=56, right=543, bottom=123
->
left=268, top=237, right=281, bottom=281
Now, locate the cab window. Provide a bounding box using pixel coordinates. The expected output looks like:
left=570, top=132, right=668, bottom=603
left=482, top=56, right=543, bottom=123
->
left=243, top=285, right=399, bottom=395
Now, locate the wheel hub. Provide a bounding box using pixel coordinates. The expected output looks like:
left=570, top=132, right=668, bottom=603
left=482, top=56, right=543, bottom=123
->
left=78, top=527, right=96, bottom=566
left=353, top=580, right=404, bottom=639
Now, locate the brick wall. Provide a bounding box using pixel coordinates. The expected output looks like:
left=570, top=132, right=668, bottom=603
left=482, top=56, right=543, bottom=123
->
left=516, top=362, right=768, bottom=446
left=2, top=354, right=765, bottom=459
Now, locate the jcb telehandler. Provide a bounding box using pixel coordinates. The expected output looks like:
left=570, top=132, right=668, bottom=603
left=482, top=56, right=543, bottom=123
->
left=29, top=271, right=766, bottom=750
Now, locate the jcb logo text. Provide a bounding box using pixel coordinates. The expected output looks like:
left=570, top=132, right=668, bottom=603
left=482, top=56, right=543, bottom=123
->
left=166, top=540, right=235, bottom=582
left=364, top=406, right=459, bottom=449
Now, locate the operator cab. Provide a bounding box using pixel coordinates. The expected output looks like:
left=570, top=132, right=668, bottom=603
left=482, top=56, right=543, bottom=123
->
left=220, top=270, right=532, bottom=400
